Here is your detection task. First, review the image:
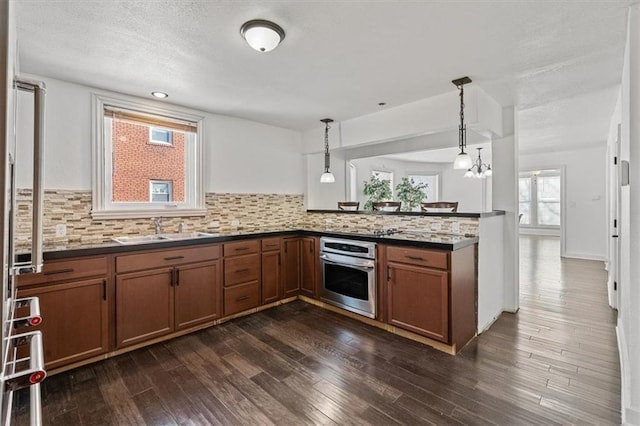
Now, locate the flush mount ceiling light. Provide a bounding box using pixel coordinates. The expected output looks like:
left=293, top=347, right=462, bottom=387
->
left=320, top=118, right=335, bottom=184
left=151, top=91, right=168, bottom=99
left=464, top=147, right=493, bottom=179
left=452, top=76, right=473, bottom=170
left=240, top=19, right=285, bottom=52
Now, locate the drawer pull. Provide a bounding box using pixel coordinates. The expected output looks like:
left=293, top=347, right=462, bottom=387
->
left=176, top=269, right=180, bottom=286
left=236, top=295, right=250, bottom=302
left=234, top=247, right=250, bottom=252
left=164, top=256, right=185, bottom=261
left=406, top=255, right=425, bottom=261
left=43, top=268, right=74, bottom=276
left=235, top=268, right=250, bottom=273
left=102, top=280, right=107, bottom=301
left=265, top=244, right=277, bottom=248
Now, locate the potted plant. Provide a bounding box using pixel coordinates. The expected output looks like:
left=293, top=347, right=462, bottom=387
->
left=395, top=177, right=428, bottom=211
left=363, top=174, right=393, bottom=211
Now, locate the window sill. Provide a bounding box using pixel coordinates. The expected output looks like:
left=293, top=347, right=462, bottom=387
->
left=90, top=209, right=207, bottom=220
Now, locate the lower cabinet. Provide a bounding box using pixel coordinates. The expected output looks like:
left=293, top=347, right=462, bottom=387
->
left=387, top=263, right=449, bottom=342
left=261, top=250, right=281, bottom=304
left=300, top=237, right=317, bottom=298
left=115, top=245, right=221, bottom=349
left=18, top=277, right=109, bottom=370
left=282, top=238, right=301, bottom=297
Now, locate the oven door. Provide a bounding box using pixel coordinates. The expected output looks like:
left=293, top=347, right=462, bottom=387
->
left=320, top=252, right=376, bottom=319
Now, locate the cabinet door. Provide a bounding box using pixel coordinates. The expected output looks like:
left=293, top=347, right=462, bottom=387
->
left=116, top=267, right=174, bottom=348
left=300, top=237, right=317, bottom=298
left=18, top=278, right=108, bottom=370
left=175, top=261, right=221, bottom=331
left=262, top=251, right=281, bottom=304
left=387, top=263, right=449, bottom=343
left=282, top=238, right=300, bottom=297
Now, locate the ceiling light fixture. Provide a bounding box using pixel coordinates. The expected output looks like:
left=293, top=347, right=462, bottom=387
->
left=151, top=91, right=168, bottom=99
left=320, top=118, right=335, bottom=184
left=452, top=76, right=473, bottom=170
left=464, top=147, right=492, bottom=179
left=240, top=19, right=285, bottom=53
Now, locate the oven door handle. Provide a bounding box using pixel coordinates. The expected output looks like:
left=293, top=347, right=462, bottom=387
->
left=320, top=254, right=375, bottom=270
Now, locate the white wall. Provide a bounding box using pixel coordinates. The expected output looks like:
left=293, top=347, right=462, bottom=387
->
left=16, top=75, right=305, bottom=194
left=520, top=145, right=607, bottom=260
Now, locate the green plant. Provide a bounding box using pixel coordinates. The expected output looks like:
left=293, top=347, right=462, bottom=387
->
left=395, top=177, right=428, bottom=211
left=363, top=174, right=393, bottom=211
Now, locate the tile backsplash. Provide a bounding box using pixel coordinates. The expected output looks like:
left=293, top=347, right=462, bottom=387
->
left=15, top=189, right=478, bottom=246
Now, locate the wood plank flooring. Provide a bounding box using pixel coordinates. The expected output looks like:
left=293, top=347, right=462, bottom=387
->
left=13, top=235, right=620, bottom=425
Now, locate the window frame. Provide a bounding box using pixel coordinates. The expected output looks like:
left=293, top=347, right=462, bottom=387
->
left=149, top=127, right=173, bottom=146
left=406, top=172, right=440, bottom=202
left=519, top=169, right=561, bottom=229
left=149, top=180, right=173, bottom=202
left=91, top=93, right=206, bottom=219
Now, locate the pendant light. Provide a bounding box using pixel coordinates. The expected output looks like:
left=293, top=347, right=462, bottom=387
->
left=240, top=19, right=285, bottom=53
left=320, top=118, right=335, bottom=183
left=464, top=147, right=493, bottom=178
left=452, top=76, right=473, bottom=170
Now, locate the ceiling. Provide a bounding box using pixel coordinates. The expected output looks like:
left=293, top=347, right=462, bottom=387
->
left=13, top=1, right=636, bottom=152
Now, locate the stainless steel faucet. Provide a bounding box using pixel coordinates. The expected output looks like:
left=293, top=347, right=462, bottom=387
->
left=152, top=217, right=163, bottom=234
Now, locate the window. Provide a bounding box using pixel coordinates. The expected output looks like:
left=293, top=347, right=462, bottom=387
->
left=407, top=174, right=439, bottom=202
left=150, top=180, right=172, bottom=202
left=372, top=170, right=394, bottom=197
left=519, top=170, right=561, bottom=228
left=92, top=94, right=205, bottom=218
left=149, top=127, right=173, bottom=145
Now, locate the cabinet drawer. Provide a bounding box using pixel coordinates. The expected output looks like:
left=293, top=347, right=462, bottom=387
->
left=224, top=254, right=260, bottom=286
left=17, top=256, right=108, bottom=288
left=261, top=238, right=281, bottom=252
left=116, top=245, right=220, bottom=273
left=387, top=246, right=449, bottom=270
left=224, top=240, right=259, bottom=257
left=224, top=281, right=260, bottom=316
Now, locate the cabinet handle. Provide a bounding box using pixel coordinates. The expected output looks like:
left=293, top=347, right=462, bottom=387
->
left=43, top=268, right=74, bottom=276
left=265, top=244, right=277, bottom=248
left=164, top=256, right=184, bottom=261
left=309, top=241, right=313, bottom=253
left=235, top=268, right=250, bottom=273
left=278, top=253, right=281, bottom=266
left=170, top=269, right=175, bottom=287
left=235, top=247, right=250, bottom=252
left=176, top=269, right=180, bottom=286
left=236, top=295, right=250, bottom=302
left=102, top=279, right=107, bottom=301
left=406, top=255, right=425, bottom=261
left=387, top=266, right=391, bottom=282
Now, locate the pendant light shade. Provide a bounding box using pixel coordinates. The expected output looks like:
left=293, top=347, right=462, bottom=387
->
left=240, top=19, right=285, bottom=52
left=320, top=118, right=335, bottom=184
left=452, top=76, right=473, bottom=169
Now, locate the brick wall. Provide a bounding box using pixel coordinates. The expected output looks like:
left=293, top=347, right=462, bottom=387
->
left=112, top=121, right=185, bottom=202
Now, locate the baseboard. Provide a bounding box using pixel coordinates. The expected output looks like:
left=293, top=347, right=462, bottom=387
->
left=477, top=311, right=502, bottom=334
left=562, top=252, right=607, bottom=261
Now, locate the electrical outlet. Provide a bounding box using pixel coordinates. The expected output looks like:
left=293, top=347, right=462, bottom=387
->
left=430, top=222, right=442, bottom=232
left=209, top=221, right=220, bottom=228
left=325, top=218, right=333, bottom=224
left=55, top=224, right=67, bottom=237
left=231, top=219, right=240, bottom=227
left=451, top=222, right=460, bottom=234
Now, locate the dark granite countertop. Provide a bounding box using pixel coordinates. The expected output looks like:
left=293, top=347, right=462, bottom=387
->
left=306, top=209, right=505, bottom=218
left=17, top=227, right=479, bottom=261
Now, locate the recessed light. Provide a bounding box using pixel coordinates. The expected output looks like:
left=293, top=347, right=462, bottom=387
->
left=151, top=91, right=168, bottom=99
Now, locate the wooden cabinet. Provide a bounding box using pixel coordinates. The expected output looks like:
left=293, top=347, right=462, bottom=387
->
left=16, top=256, right=109, bottom=370
left=300, top=237, right=317, bottom=298
left=223, top=241, right=261, bottom=316
left=261, top=238, right=282, bottom=304
left=282, top=237, right=301, bottom=297
left=115, top=245, right=220, bottom=348
left=385, top=244, right=476, bottom=350
left=387, top=263, right=449, bottom=342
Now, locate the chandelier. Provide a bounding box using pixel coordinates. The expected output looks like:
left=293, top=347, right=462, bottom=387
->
left=464, top=147, right=493, bottom=178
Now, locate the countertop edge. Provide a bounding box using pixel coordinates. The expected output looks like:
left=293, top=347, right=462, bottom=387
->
left=30, top=229, right=479, bottom=261
left=306, top=210, right=505, bottom=218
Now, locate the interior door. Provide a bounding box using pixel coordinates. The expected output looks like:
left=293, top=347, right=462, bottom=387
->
left=609, top=125, right=621, bottom=309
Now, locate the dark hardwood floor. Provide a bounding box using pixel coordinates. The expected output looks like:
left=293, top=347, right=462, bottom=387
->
left=14, top=235, right=620, bottom=425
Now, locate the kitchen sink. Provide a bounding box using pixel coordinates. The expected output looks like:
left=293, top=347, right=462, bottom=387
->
left=112, top=235, right=170, bottom=245
left=160, top=232, right=218, bottom=240
left=112, top=232, right=217, bottom=245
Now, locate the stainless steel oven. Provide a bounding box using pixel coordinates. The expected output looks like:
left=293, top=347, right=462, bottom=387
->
left=320, top=237, right=376, bottom=318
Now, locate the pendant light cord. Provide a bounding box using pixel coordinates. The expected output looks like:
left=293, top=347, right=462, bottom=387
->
left=458, top=83, right=466, bottom=154
left=324, top=121, right=331, bottom=172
